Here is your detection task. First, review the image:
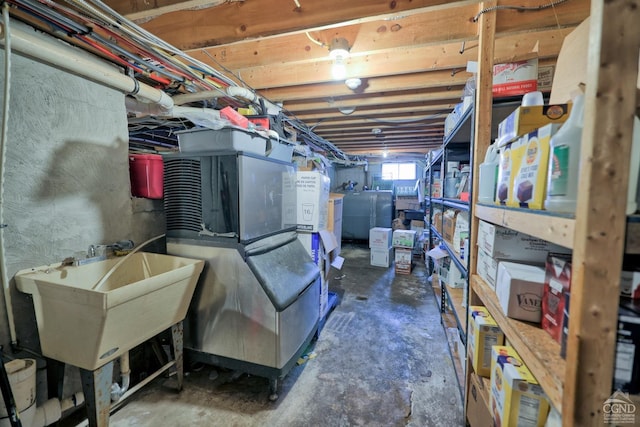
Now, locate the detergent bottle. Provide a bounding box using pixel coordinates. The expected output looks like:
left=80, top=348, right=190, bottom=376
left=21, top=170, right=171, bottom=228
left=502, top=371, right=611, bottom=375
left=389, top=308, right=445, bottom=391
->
left=478, top=143, right=499, bottom=204
left=544, top=93, right=585, bottom=213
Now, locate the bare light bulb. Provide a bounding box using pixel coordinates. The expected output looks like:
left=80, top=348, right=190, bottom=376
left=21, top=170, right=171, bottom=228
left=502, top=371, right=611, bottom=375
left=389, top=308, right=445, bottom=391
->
left=331, top=56, right=347, bottom=80
left=383, top=150, right=388, bottom=158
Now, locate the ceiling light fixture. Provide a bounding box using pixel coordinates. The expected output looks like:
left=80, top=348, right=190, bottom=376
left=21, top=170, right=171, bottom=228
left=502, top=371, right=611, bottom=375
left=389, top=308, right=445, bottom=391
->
left=345, top=78, right=362, bottom=90
left=329, top=37, right=350, bottom=80
left=338, top=106, right=356, bottom=115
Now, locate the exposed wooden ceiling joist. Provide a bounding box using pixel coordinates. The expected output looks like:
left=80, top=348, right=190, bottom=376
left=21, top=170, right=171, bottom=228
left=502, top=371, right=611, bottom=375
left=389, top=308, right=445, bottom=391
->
left=101, top=0, right=591, bottom=159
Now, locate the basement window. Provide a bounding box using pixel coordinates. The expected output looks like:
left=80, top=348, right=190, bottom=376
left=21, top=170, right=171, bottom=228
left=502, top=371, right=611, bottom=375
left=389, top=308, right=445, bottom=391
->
left=381, top=162, right=416, bottom=180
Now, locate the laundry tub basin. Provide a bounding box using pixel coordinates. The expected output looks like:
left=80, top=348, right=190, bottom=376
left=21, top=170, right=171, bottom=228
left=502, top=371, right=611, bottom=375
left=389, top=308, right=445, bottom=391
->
left=15, top=252, right=204, bottom=371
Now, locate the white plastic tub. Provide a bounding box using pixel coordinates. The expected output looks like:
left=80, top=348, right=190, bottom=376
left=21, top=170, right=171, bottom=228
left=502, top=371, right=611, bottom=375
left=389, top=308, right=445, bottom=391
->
left=15, top=253, right=204, bottom=371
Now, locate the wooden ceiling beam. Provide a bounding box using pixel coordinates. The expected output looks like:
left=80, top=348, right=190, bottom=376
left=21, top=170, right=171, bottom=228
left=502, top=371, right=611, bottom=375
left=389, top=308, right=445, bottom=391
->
left=134, top=0, right=475, bottom=49
left=290, top=99, right=457, bottom=117
left=259, top=71, right=469, bottom=102
left=232, top=27, right=571, bottom=89
left=284, top=89, right=464, bottom=112
left=314, top=119, right=445, bottom=131
left=322, top=130, right=445, bottom=139
left=186, top=2, right=587, bottom=69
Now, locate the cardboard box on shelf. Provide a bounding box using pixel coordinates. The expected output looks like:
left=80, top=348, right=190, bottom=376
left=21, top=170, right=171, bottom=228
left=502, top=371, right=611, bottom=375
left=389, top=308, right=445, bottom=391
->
left=437, top=256, right=465, bottom=289
left=468, top=306, right=505, bottom=378
left=443, top=209, right=460, bottom=244
left=296, top=171, right=330, bottom=232
left=392, top=229, right=417, bottom=248
left=467, top=372, right=493, bottom=427
left=496, top=261, right=546, bottom=323
left=453, top=211, right=469, bottom=254
left=371, top=247, right=393, bottom=268
left=478, top=220, right=571, bottom=262
left=369, top=227, right=393, bottom=249
left=497, top=268, right=543, bottom=322
left=432, top=209, right=443, bottom=235
left=511, top=123, right=563, bottom=210
left=497, top=104, right=571, bottom=147
left=432, top=179, right=442, bottom=198
left=490, top=345, right=550, bottom=427
left=542, top=253, right=572, bottom=343
left=492, top=58, right=539, bottom=98
left=477, top=248, right=499, bottom=290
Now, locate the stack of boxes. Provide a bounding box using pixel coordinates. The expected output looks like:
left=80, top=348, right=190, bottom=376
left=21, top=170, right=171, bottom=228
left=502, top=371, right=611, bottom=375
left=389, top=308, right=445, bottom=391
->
left=369, top=227, right=393, bottom=268
left=476, top=220, right=570, bottom=291
left=466, top=305, right=500, bottom=427
left=467, top=305, right=551, bottom=427
left=392, top=229, right=416, bottom=275
left=294, top=171, right=337, bottom=319
left=489, top=346, right=550, bottom=426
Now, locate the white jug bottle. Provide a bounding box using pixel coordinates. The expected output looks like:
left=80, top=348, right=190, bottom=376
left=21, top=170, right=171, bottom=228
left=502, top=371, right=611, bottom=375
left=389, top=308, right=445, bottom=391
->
left=544, top=93, right=585, bottom=213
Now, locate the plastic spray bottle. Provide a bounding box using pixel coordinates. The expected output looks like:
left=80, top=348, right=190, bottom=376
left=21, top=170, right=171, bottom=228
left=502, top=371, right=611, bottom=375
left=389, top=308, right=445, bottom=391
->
left=544, top=93, right=585, bottom=213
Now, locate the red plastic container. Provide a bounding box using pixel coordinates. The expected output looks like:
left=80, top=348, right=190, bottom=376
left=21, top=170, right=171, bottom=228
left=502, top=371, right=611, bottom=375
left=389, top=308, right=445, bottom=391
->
left=129, top=154, right=164, bottom=199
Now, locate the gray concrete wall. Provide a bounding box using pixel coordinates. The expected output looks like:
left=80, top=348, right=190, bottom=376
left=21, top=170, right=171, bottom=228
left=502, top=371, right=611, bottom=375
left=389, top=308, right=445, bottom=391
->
left=0, top=29, right=164, bottom=362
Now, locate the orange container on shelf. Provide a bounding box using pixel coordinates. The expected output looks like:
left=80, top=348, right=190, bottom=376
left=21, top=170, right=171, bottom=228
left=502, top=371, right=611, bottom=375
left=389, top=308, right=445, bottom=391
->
left=129, top=153, right=164, bottom=199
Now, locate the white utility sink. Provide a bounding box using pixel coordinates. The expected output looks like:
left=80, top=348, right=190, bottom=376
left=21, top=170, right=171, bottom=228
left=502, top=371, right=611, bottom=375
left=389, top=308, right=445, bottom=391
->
left=15, top=252, right=204, bottom=371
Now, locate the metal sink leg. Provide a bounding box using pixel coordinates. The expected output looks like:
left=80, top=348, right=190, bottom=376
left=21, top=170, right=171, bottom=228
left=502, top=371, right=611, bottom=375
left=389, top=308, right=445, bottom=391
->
left=80, top=362, right=114, bottom=427
left=171, top=321, right=184, bottom=391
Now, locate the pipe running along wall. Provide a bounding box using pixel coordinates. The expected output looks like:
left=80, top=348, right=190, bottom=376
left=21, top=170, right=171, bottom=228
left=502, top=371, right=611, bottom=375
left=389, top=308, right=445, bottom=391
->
left=0, top=21, right=173, bottom=112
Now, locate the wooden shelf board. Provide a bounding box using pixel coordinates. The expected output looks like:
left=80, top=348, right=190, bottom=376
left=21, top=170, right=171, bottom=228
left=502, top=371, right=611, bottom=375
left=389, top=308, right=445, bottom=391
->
left=445, top=284, right=467, bottom=335
left=470, top=274, right=565, bottom=413
left=475, top=204, right=575, bottom=249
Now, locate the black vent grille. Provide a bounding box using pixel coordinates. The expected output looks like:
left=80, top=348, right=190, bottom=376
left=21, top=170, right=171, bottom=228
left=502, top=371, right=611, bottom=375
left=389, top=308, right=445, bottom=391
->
left=164, top=158, right=202, bottom=233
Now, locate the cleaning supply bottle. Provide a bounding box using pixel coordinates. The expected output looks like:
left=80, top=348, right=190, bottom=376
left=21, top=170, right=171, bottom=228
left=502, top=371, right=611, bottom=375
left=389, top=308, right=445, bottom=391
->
left=544, top=93, right=585, bottom=213
left=478, top=143, right=499, bottom=204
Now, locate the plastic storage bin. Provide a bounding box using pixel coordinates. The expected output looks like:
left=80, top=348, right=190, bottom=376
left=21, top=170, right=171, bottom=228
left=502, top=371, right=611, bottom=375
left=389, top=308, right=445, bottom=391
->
left=267, top=138, right=295, bottom=162
left=129, top=153, right=164, bottom=199
left=176, top=127, right=267, bottom=155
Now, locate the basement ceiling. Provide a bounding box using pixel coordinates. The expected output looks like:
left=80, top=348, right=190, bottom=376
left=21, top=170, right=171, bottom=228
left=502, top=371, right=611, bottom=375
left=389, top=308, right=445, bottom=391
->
left=14, top=0, right=591, bottom=160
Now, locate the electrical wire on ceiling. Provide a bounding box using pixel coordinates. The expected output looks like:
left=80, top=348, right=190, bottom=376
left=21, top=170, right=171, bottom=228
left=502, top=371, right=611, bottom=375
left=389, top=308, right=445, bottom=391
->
left=3, top=0, right=356, bottom=161
left=472, top=0, right=569, bottom=22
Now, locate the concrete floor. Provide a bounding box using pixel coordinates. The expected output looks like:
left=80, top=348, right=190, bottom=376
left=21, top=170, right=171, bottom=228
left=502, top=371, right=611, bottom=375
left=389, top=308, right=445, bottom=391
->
left=67, top=243, right=464, bottom=427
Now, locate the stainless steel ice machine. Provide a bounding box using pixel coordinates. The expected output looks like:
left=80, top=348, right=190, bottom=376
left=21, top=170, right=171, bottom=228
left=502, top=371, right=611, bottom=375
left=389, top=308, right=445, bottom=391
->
left=162, top=150, right=319, bottom=399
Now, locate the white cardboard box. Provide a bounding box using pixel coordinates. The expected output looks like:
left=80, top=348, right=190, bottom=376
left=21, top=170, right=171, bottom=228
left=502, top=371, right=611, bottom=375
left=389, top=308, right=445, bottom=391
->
left=369, top=227, right=393, bottom=249
left=296, top=171, right=330, bottom=232
left=478, top=220, right=570, bottom=262
left=392, top=229, right=417, bottom=248
left=394, top=248, right=412, bottom=264
left=437, top=256, right=465, bottom=288
left=477, top=248, right=499, bottom=290
left=496, top=261, right=546, bottom=323
left=371, top=247, right=393, bottom=267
